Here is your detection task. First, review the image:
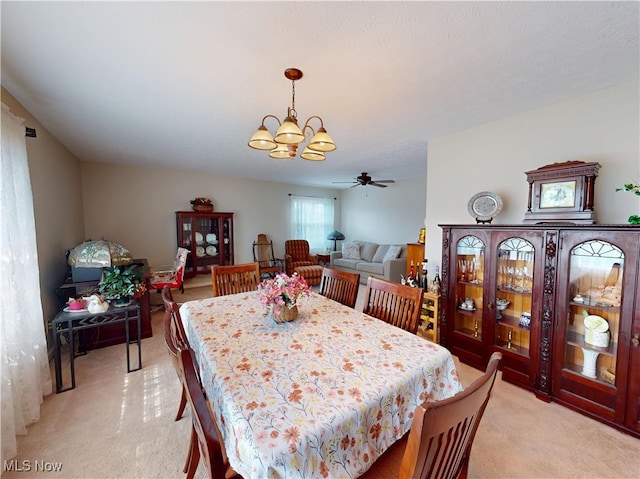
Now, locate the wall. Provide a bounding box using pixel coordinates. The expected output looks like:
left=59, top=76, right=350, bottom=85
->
left=425, top=79, right=640, bottom=271
left=1, top=88, right=85, bottom=331
left=80, top=162, right=344, bottom=266
left=341, top=175, right=426, bottom=245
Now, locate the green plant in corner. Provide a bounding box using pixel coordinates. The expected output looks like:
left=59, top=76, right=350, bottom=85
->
left=616, top=182, right=640, bottom=224
left=98, top=264, right=143, bottom=304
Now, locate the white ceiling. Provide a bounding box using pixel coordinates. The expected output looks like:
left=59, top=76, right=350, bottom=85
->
left=2, top=1, right=638, bottom=189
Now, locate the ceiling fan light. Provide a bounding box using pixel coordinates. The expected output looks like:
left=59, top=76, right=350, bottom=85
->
left=248, top=126, right=277, bottom=150
left=274, top=117, right=305, bottom=144
left=269, top=144, right=291, bottom=159
left=308, top=128, right=336, bottom=152
left=301, top=147, right=326, bottom=161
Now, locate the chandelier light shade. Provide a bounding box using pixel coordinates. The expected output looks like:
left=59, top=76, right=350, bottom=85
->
left=248, top=68, right=336, bottom=161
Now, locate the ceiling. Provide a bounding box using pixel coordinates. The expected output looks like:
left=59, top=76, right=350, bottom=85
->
left=2, top=2, right=638, bottom=189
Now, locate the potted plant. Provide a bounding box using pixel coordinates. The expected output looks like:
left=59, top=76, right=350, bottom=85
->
left=98, top=264, right=143, bottom=307
left=616, top=182, right=640, bottom=225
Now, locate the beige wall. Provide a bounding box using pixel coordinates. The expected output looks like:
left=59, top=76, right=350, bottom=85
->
left=80, top=162, right=344, bottom=265
left=1, top=87, right=85, bottom=330
left=341, top=174, right=426, bottom=245
left=425, top=79, right=640, bottom=271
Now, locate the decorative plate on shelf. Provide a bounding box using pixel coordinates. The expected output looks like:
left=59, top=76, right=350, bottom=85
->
left=468, top=191, right=503, bottom=223
left=196, top=246, right=206, bottom=257
left=206, top=245, right=218, bottom=256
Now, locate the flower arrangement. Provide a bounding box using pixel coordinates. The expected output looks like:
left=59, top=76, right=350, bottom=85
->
left=258, top=272, right=311, bottom=319
left=190, top=197, right=213, bottom=212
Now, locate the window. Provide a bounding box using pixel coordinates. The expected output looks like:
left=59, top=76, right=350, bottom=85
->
left=289, top=195, right=334, bottom=252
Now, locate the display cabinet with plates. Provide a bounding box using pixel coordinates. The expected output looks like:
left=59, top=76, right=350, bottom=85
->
left=440, top=223, right=640, bottom=437
left=176, top=211, right=234, bottom=278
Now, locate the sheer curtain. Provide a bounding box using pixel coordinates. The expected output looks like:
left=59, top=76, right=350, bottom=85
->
left=289, top=195, right=334, bottom=253
left=1, top=103, right=52, bottom=463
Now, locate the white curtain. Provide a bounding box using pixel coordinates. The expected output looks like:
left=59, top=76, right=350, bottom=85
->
left=289, top=195, right=335, bottom=253
left=1, top=103, right=52, bottom=463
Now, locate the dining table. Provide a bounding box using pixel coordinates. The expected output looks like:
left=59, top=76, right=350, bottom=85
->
left=179, top=290, right=463, bottom=479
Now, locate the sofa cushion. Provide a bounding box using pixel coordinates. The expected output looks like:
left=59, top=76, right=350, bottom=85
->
left=334, top=257, right=361, bottom=269
left=383, top=245, right=402, bottom=261
left=359, top=242, right=379, bottom=262
left=372, top=245, right=390, bottom=263
left=342, top=242, right=361, bottom=260
left=357, top=262, right=385, bottom=275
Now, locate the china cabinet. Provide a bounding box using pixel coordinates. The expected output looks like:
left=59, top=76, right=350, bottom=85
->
left=440, top=224, right=639, bottom=437
left=176, top=211, right=234, bottom=279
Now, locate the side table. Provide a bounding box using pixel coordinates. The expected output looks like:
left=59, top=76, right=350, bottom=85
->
left=317, top=253, right=331, bottom=266
left=50, top=302, right=143, bottom=393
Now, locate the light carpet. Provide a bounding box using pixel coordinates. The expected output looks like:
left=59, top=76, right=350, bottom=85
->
left=3, top=285, right=638, bottom=478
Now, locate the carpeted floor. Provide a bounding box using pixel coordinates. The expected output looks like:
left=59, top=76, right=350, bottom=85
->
left=3, top=283, right=639, bottom=478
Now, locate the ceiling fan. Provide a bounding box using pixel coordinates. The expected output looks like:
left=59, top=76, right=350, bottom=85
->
left=333, top=172, right=396, bottom=188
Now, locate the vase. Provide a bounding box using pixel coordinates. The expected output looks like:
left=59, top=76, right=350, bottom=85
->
left=269, top=304, right=298, bottom=324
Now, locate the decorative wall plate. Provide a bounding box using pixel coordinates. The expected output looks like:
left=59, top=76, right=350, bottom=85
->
left=468, top=191, right=503, bottom=223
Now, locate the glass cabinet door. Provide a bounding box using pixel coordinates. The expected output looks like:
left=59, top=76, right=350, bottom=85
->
left=222, top=216, right=233, bottom=264
left=195, top=216, right=221, bottom=274
left=564, top=240, right=622, bottom=383
left=454, top=235, right=485, bottom=340
left=494, top=237, right=534, bottom=358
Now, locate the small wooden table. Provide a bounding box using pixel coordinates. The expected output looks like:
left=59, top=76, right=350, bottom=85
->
left=50, top=302, right=143, bottom=393
left=316, top=253, right=331, bottom=265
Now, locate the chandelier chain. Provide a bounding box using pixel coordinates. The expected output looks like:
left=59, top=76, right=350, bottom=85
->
left=290, top=79, right=297, bottom=119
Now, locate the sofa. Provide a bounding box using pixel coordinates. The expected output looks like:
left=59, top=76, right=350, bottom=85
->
left=330, top=241, right=407, bottom=284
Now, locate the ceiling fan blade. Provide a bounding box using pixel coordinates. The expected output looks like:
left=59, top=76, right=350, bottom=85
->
left=369, top=182, right=388, bottom=188
left=373, top=180, right=395, bottom=183
left=332, top=181, right=358, bottom=184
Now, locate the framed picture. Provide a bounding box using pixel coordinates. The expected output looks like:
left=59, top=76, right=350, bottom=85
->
left=539, top=181, right=577, bottom=208
left=523, top=161, right=600, bottom=224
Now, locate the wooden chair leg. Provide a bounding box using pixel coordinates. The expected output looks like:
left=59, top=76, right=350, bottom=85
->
left=185, top=426, right=201, bottom=479
left=175, top=387, right=187, bottom=421
left=184, top=425, right=197, bottom=474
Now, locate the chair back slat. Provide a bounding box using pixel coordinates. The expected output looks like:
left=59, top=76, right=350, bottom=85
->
left=398, top=353, right=502, bottom=479
left=319, top=268, right=360, bottom=309
left=211, top=262, right=260, bottom=297
left=362, top=277, right=423, bottom=333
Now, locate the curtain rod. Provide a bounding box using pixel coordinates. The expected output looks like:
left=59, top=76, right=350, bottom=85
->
left=289, top=194, right=337, bottom=200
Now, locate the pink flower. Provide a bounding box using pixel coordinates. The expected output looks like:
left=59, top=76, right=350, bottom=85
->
left=257, top=273, right=311, bottom=318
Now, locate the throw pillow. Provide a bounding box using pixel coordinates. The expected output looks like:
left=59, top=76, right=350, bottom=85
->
left=360, top=242, right=379, bottom=262
left=342, top=242, right=361, bottom=260
left=383, top=245, right=402, bottom=261
left=372, top=245, right=390, bottom=263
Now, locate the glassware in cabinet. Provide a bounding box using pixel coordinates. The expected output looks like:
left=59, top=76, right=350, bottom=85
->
left=494, top=237, right=535, bottom=359
left=453, top=235, right=485, bottom=340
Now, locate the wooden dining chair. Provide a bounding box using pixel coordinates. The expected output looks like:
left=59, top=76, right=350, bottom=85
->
left=319, top=267, right=360, bottom=308
left=360, top=352, right=502, bottom=479
left=211, top=262, right=261, bottom=297
left=178, top=347, right=241, bottom=479
left=162, top=286, right=190, bottom=421
left=362, top=276, right=423, bottom=334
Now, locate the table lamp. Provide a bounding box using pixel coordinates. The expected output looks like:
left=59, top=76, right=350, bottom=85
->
left=327, top=230, right=345, bottom=252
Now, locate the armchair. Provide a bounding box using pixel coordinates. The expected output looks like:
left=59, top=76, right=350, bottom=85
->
left=284, top=240, right=318, bottom=276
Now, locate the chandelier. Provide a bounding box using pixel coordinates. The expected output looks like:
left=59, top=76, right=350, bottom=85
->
left=248, top=68, right=336, bottom=161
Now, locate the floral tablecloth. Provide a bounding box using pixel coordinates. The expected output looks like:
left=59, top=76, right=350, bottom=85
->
left=179, top=291, right=462, bottom=479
